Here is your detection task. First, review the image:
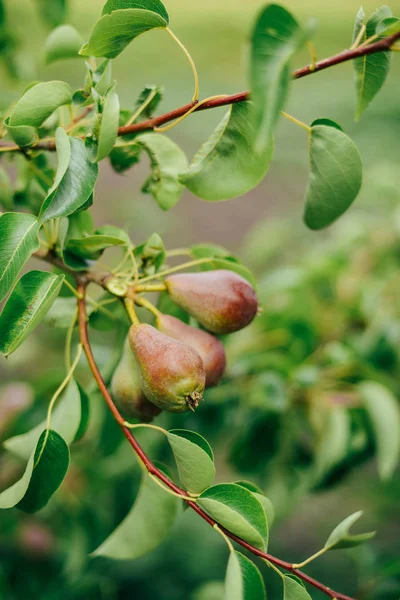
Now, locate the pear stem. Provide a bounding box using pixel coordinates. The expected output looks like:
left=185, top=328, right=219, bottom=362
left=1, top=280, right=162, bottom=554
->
left=124, top=297, right=140, bottom=325
left=134, top=295, right=162, bottom=318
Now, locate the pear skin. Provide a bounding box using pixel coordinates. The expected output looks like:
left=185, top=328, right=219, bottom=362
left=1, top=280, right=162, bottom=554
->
left=111, top=337, right=161, bottom=422
left=165, top=270, right=258, bottom=334
left=129, top=324, right=206, bottom=413
left=156, top=314, right=226, bottom=387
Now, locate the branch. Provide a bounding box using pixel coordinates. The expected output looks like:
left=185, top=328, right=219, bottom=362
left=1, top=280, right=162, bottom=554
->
left=0, top=29, right=398, bottom=154
left=76, top=283, right=355, bottom=600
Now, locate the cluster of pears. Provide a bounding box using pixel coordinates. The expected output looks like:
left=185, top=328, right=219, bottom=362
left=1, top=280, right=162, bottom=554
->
left=111, top=270, right=258, bottom=419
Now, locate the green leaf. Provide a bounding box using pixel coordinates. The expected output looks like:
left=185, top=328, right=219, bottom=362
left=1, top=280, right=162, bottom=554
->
left=44, top=25, right=84, bottom=64
left=79, top=9, right=168, bottom=59
left=0, top=212, right=40, bottom=302
left=39, top=128, right=98, bottom=222
left=66, top=225, right=129, bottom=259
left=37, top=0, right=67, bottom=28
left=5, top=120, right=37, bottom=148
left=325, top=511, right=376, bottom=550
left=44, top=296, right=77, bottom=328
left=0, top=166, right=13, bottom=210
left=235, top=481, right=275, bottom=530
left=198, top=483, right=268, bottom=550
left=17, top=430, right=70, bottom=513
left=303, top=123, right=362, bottom=230
left=224, top=551, right=266, bottom=600
left=102, top=0, right=169, bottom=23
left=0, top=430, right=69, bottom=512
left=134, top=232, right=166, bottom=275
left=352, top=6, right=393, bottom=120
left=181, top=102, right=273, bottom=201
left=9, top=81, right=72, bottom=128
left=358, top=381, right=400, bottom=479
left=92, top=468, right=178, bottom=559
left=4, top=379, right=86, bottom=461
left=0, top=270, right=64, bottom=356
left=166, top=429, right=215, bottom=494
left=250, top=4, right=306, bottom=152
left=133, top=84, right=164, bottom=118
left=313, top=406, right=351, bottom=480
left=376, top=16, right=400, bottom=36
left=95, top=86, right=120, bottom=161
left=135, top=133, right=188, bottom=210
left=190, top=244, right=257, bottom=288
left=283, top=575, right=312, bottom=600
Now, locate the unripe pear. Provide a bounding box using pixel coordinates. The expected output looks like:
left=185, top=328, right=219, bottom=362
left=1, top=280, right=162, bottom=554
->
left=165, top=270, right=258, bottom=334
left=111, top=337, right=161, bottom=422
left=129, top=323, right=206, bottom=413
left=156, top=314, right=226, bottom=387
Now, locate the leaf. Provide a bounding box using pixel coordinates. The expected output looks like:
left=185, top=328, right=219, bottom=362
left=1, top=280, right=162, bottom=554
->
left=79, top=9, right=168, bottom=59
left=352, top=6, right=393, bottom=120
left=37, top=0, right=67, bottom=28
left=95, top=86, right=120, bottom=161
left=0, top=212, right=40, bottom=302
left=376, top=16, right=400, bottom=36
left=44, top=296, right=77, bottom=328
left=235, top=481, right=275, bottom=529
left=358, top=381, right=400, bottom=479
left=44, top=25, right=84, bottom=64
left=224, top=551, right=266, bottom=600
left=135, top=133, right=188, bottom=210
left=39, top=128, right=98, bottom=222
left=166, top=429, right=215, bottom=494
left=65, top=226, right=129, bottom=259
left=313, top=406, right=351, bottom=480
left=4, top=379, right=86, bottom=461
left=0, top=166, right=13, bottom=210
left=325, top=511, right=376, bottom=550
left=0, top=270, right=64, bottom=356
left=0, top=430, right=69, bottom=512
left=133, top=84, right=164, bottom=118
left=303, top=122, right=362, bottom=230
left=283, top=575, right=312, bottom=600
left=190, top=244, right=257, bottom=288
left=9, top=81, right=72, bottom=128
left=180, top=102, right=273, bottom=201
left=198, top=483, right=268, bottom=550
left=17, top=430, right=70, bottom=513
left=92, top=468, right=178, bottom=559
left=102, top=0, right=169, bottom=23
left=250, top=4, right=306, bottom=152
left=5, top=120, right=37, bottom=148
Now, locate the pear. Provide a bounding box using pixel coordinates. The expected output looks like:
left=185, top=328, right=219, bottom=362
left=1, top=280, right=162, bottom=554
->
left=111, top=337, right=161, bottom=422
left=156, top=314, right=226, bottom=387
left=129, top=324, right=206, bottom=413
left=165, top=270, right=258, bottom=334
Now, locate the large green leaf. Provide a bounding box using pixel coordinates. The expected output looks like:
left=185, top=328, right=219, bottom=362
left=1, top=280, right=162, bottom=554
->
left=135, top=133, right=188, bottom=210
left=39, top=128, right=98, bottom=222
left=95, top=86, right=120, bottom=161
left=198, top=483, right=268, bottom=550
left=79, top=9, right=167, bottom=59
left=65, top=225, right=129, bottom=259
left=180, top=102, right=273, bottom=201
left=313, top=406, right=351, bottom=480
left=325, top=511, right=376, bottom=550
left=0, top=430, right=69, bottom=513
left=4, top=380, right=87, bottom=461
left=44, top=25, right=84, bottom=64
left=352, top=6, right=392, bottom=120
left=9, top=81, right=72, bottom=128
left=102, top=0, right=169, bottom=22
left=167, top=429, right=215, bottom=494
left=4, top=121, right=37, bottom=148
left=0, top=212, right=40, bottom=302
left=250, top=4, right=306, bottom=152
left=358, top=381, right=400, bottom=479
left=92, top=469, right=178, bottom=559
left=303, top=121, right=362, bottom=230
left=283, top=576, right=312, bottom=599
left=17, top=430, right=70, bottom=513
left=224, top=551, right=266, bottom=600
left=0, top=270, right=64, bottom=356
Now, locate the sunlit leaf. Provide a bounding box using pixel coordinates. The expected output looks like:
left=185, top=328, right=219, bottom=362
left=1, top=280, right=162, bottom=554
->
left=167, top=429, right=215, bottom=494
left=102, top=0, right=169, bottom=22
left=325, top=511, right=376, bottom=550
left=44, top=25, right=84, bottom=64
left=0, top=212, right=40, bottom=302
left=303, top=121, right=362, bottom=230
left=181, top=102, right=273, bottom=201
left=0, top=270, right=64, bottom=356
left=224, top=551, right=266, bottom=600
left=9, top=81, right=72, bottom=128
left=283, top=575, right=312, bottom=600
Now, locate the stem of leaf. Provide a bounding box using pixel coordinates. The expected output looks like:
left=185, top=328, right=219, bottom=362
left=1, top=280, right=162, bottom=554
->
left=134, top=295, right=162, bottom=319
left=62, top=279, right=83, bottom=299
left=292, top=547, right=329, bottom=569
left=307, top=41, right=317, bottom=70
left=134, top=283, right=167, bottom=293
left=264, top=559, right=285, bottom=580
left=281, top=111, right=311, bottom=132
left=350, top=24, right=366, bottom=50
left=125, top=88, right=158, bottom=127
left=123, top=421, right=167, bottom=435
left=154, top=94, right=228, bottom=133
left=165, top=248, right=192, bottom=258
left=165, top=27, right=199, bottom=102
left=138, top=257, right=214, bottom=283
left=148, top=473, right=198, bottom=502
left=65, top=308, right=78, bottom=372
left=213, top=524, right=235, bottom=553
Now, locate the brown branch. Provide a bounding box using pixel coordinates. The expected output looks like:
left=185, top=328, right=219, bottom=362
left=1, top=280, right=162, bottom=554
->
left=0, top=29, right=399, bottom=154
left=77, top=283, right=356, bottom=600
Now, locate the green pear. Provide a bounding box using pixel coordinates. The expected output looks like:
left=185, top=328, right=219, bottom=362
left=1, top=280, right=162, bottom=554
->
left=111, top=336, right=161, bottom=422
left=129, top=323, right=206, bottom=413
left=156, top=314, right=226, bottom=387
left=165, top=269, right=258, bottom=334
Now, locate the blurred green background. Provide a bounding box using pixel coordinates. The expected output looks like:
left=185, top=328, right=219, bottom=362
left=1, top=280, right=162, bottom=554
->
left=0, top=1, right=400, bottom=599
